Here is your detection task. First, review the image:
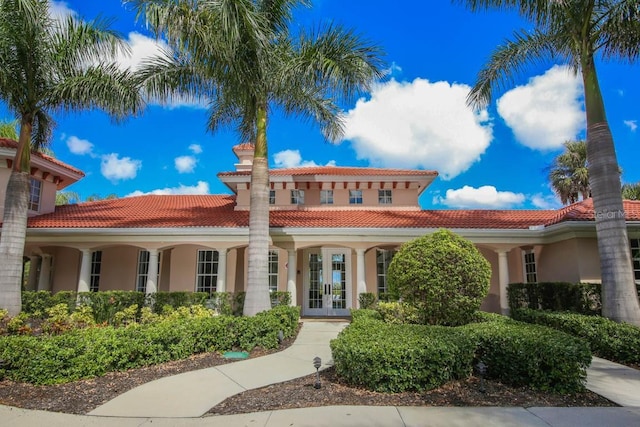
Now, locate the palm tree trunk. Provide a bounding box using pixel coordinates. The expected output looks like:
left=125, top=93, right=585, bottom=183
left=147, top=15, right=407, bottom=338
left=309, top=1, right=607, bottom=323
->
left=583, top=59, right=640, bottom=325
left=243, top=104, right=272, bottom=316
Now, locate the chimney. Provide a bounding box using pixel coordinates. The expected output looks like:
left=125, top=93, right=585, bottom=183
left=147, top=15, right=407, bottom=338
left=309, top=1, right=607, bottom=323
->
left=232, top=143, right=255, bottom=172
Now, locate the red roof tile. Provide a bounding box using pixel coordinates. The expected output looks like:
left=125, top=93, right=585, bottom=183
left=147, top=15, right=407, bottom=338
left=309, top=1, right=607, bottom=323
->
left=218, top=166, right=438, bottom=178
left=0, top=138, right=85, bottom=176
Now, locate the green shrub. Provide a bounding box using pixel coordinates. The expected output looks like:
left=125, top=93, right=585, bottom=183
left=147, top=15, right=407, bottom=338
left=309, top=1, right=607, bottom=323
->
left=147, top=292, right=209, bottom=313
left=270, top=291, right=291, bottom=307
left=331, top=317, right=475, bottom=392
left=376, top=301, right=420, bottom=324
left=508, top=282, right=602, bottom=315
left=0, top=305, right=300, bottom=385
left=387, top=229, right=491, bottom=326
left=358, top=293, right=377, bottom=309
left=462, top=319, right=591, bottom=393
left=350, top=309, right=381, bottom=322
left=512, top=308, right=640, bottom=365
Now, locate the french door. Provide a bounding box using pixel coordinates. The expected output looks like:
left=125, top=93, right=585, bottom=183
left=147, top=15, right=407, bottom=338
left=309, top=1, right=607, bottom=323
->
left=303, top=248, right=351, bottom=316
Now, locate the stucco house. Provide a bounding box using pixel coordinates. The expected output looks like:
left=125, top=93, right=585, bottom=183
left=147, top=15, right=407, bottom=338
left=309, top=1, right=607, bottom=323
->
left=2, top=138, right=639, bottom=316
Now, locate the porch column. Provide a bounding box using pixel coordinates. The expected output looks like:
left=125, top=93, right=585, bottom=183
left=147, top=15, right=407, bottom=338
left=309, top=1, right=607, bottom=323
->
left=497, top=250, right=510, bottom=315
left=26, top=256, right=41, bottom=291
left=145, top=249, right=159, bottom=295
left=37, top=254, right=52, bottom=291
left=77, top=249, right=92, bottom=293
left=356, top=249, right=366, bottom=307
left=216, top=249, right=227, bottom=293
left=287, top=249, right=297, bottom=306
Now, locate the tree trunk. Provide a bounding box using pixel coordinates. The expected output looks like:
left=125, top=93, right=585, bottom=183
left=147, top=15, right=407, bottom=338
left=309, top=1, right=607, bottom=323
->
left=243, top=105, right=272, bottom=316
left=582, top=60, right=640, bottom=325
left=0, top=171, right=30, bottom=316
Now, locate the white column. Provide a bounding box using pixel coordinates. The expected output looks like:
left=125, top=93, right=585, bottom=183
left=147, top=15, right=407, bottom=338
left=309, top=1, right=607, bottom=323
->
left=356, top=249, right=366, bottom=307
left=287, top=249, right=297, bottom=306
left=145, top=249, right=159, bottom=295
left=37, top=254, right=52, bottom=291
left=27, top=256, right=41, bottom=291
left=77, top=249, right=92, bottom=293
left=216, top=249, right=227, bottom=293
left=497, top=250, right=510, bottom=315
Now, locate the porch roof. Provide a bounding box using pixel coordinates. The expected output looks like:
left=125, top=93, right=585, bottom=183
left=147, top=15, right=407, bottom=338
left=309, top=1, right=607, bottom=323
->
left=22, top=195, right=640, bottom=230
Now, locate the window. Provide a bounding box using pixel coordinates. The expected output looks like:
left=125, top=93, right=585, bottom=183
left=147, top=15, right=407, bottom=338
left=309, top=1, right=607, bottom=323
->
left=378, top=189, right=392, bottom=204
left=631, top=239, right=640, bottom=281
left=268, top=250, right=279, bottom=292
left=523, top=250, right=537, bottom=283
left=349, top=189, right=363, bottom=205
left=196, top=250, right=218, bottom=297
left=320, top=189, right=334, bottom=205
left=136, top=250, right=161, bottom=292
left=90, top=251, right=102, bottom=292
left=269, top=190, right=276, bottom=205
left=291, top=189, right=304, bottom=205
left=29, top=178, right=42, bottom=212
left=376, top=249, right=396, bottom=295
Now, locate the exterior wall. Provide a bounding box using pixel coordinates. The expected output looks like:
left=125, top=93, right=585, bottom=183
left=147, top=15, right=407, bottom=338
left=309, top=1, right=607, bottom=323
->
left=168, top=244, right=200, bottom=292
left=159, top=249, right=171, bottom=291
left=50, top=247, right=80, bottom=292
left=0, top=167, right=9, bottom=218
left=38, top=178, right=58, bottom=215
left=537, top=239, right=581, bottom=283
left=478, top=247, right=500, bottom=313
left=576, top=238, right=602, bottom=282
left=99, top=246, right=139, bottom=291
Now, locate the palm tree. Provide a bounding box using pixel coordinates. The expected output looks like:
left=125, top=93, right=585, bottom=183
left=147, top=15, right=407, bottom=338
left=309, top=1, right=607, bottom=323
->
left=549, top=140, right=590, bottom=204
left=622, top=182, right=640, bottom=200
left=0, top=0, right=144, bottom=315
left=459, top=0, right=640, bottom=324
left=55, top=191, right=81, bottom=205
left=128, top=0, right=385, bottom=315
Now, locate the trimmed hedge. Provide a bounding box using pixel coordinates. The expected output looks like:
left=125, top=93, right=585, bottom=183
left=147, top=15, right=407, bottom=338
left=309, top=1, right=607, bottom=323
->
left=331, top=317, right=475, bottom=392
left=512, top=308, right=640, bottom=365
left=0, top=305, right=300, bottom=385
left=508, top=282, right=602, bottom=315
left=333, top=311, right=591, bottom=394
left=462, top=319, right=591, bottom=393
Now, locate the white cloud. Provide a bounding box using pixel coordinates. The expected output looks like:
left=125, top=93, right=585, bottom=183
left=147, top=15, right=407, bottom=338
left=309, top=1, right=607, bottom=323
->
left=273, top=149, right=336, bottom=168
left=66, top=135, right=94, bottom=156
left=175, top=155, right=197, bottom=173
left=624, top=120, right=638, bottom=132
left=435, top=185, right=525, bottom=209
left=127, top=181, right=210, bottom=197
left=189, top=144, right=203, bottom=154
left=101, top=153, right=141, bottom=181
left=531, top=193, right=562, bottom=209
left=342, top=78, right=492, bottom=180
left=49, top=1, right=75, bottom=20
left=497, top=65, right=585, bottom=150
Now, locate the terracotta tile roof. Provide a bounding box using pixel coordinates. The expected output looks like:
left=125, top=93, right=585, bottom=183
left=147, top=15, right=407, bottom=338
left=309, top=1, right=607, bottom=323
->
left=232, top=143, right=255, bottom=151
left=27, top=195, right=244, bottom=229
left=218, top=166, right=438, bottom=178
left=0, top=138, right=85, bottom=176
left=23, top=195, right=640, bottom=231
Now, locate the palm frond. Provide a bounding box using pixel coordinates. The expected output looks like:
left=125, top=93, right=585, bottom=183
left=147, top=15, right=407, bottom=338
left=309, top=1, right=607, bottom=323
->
left=467, top=28, right=559, bottom=109
left=598, top=0, right=640, bottom=62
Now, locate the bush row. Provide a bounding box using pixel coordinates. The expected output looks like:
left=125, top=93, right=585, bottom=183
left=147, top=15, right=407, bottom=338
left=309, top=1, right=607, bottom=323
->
left=512, top=308, right=640, bottom=365
left=508, top=282, right=640, bottom=315
left=331, top=311, right=591, bottom=394
left=0, top=305, right=300, bottom=385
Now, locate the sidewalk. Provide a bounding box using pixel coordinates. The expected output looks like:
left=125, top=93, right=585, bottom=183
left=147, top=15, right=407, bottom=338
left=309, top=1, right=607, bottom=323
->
left=2, top=320, right=640, bottom=426
left=89, top=320, right=349, bottom=417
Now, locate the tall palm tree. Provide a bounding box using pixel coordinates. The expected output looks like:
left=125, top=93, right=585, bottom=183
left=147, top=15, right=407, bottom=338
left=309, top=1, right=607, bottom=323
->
left=549, top=140, right=590, bottom=204
left=459, top=0, right=640, bottom=324
left=622, top=182, right=640, bottom=200
left=128, top=0, right=385, bottom=315
left=0, top=120, right=19, bottom=140
left=55, top=191, right=81, bottom=205
left=0, top=0, right=144, bottom=315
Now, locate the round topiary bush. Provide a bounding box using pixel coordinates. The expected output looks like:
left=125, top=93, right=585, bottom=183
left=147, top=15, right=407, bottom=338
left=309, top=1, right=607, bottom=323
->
left=387, top=229, right=491, bottom=326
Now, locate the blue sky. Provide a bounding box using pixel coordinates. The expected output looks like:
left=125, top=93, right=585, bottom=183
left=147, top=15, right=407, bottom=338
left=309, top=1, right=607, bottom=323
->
left=3, top=1, right=639, bottom=209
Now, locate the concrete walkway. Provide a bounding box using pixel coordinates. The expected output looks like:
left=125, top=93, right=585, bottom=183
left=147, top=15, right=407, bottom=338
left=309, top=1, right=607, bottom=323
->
left=2, top=320, right=640, bottom=426
left=90, top=320, right=348, bottom=418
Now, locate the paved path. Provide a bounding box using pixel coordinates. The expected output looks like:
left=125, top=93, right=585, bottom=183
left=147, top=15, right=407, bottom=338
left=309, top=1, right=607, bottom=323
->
left=90, top=320, right=348, bottom=417
left=2, top=320, right=640, bottom=426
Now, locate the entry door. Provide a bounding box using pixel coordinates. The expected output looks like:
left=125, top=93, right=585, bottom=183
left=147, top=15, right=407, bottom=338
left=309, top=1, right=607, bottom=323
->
left=303, top=248, right=351, bottom=316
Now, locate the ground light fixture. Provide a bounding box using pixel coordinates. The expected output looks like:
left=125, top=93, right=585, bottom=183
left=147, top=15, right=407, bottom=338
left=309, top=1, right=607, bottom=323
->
left=476, top=360, right=487, bottom=393
left=313, top=356, right=322, bottom=389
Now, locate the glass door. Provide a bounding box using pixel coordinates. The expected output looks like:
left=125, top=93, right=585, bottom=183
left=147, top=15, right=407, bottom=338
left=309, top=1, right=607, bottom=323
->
left=303, top=248, right=351, bottom=316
